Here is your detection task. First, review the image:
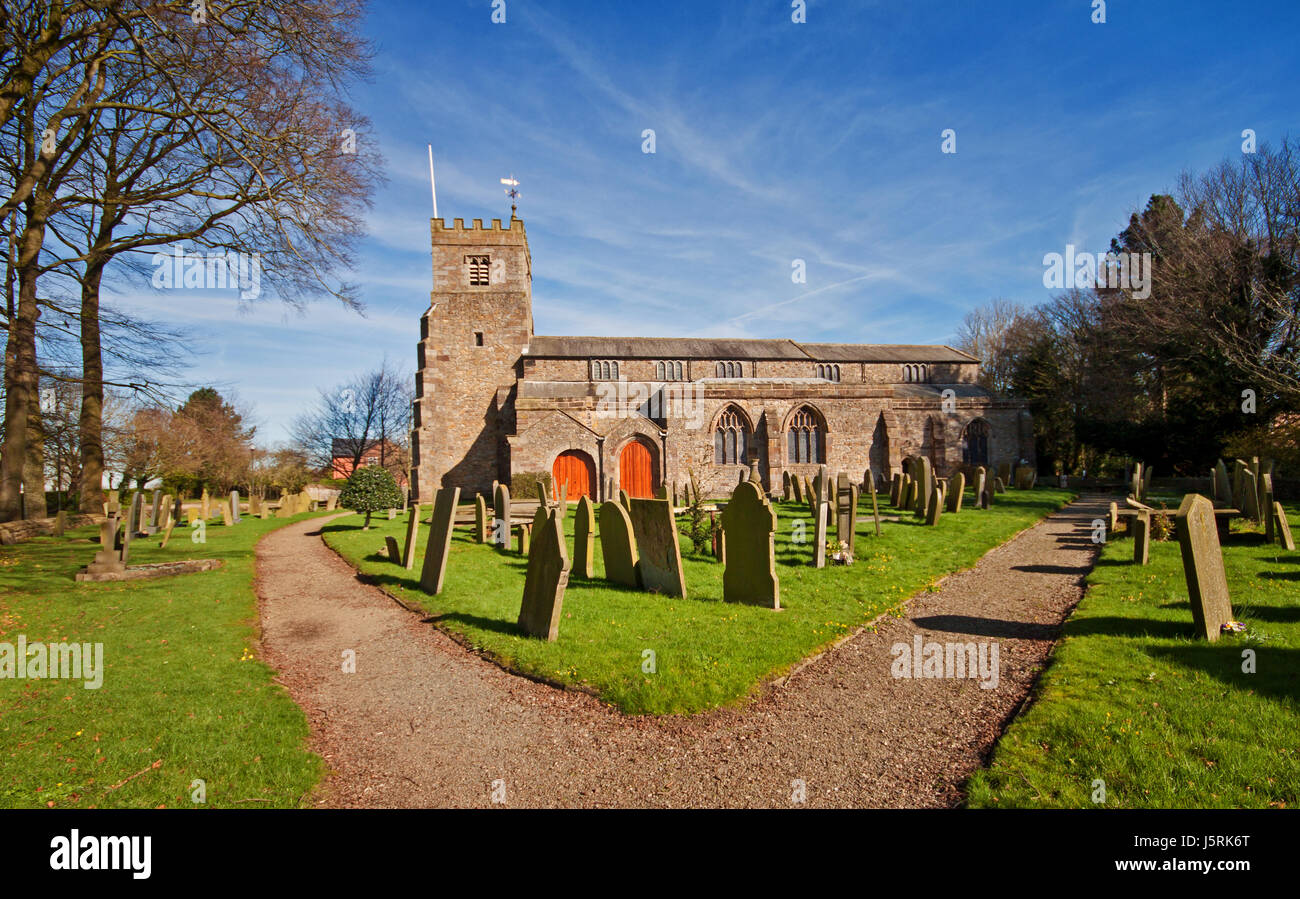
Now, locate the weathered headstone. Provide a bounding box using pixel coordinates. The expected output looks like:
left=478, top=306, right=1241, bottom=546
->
left=200, top=489, right=211, bottom=521
left=791, top=475, right=804, bottom=504
left=720, top=481, right=780, bottom=609
left=516, top=523, right=530, bottom=556
left=994, top=477, right=1006, bottom=494
left=223, top=497, right=235, bottom=526
left=866, top=472, right=882, bottom=537
left=517, top=508, right=570, bottom=641
left=946, top=471, right=965, bottom=513
left=230, top=490, right=241, bottom=524
left=782, top=471, right=792, bottom=501
left=913, top=457, right=933, bottom=518
left=980, top=485, right=993, bottom=509
left=1240, top=469, right=1260, bottom=522
left=402, top=503, right=421, bottom=569
left=813, top=500, right=829, bottom=568
left=889, top=473, right=901, bottom=507
left=573, top=495, right=595, bottom=577
left=1262, top=474, right=1276, bottom=543
left=536, top=480, right=548, bottom=505
left=628, top=498, right=686, bottom=597
left=85, top=515, right=125, bottom=576
left=1175, top=494, right=1233, bottom=641
left=1214, top=459, right=1233, bottom=505
left=972, top=467, right=986, bottom=507
left=599, top=500, right=639, bottom=588
left=474, top=494, right=488, bottom=543
left=53, top=510, right=67, bottom=537
left=1274, top=501, right=1295, bottom=551
left=494, top=483, right=511, bottom=547
left=386, top=507, right=397, bottom=521
left=147, top=490, right=162, bottom=534
left=559, top=482, right=569, bottom=507
left=129, top=492, right=145, bottom=537
left=384, top=535, right=402, bottom=563
left=618, top=489, right=632, bottom=512
left=419, top=486, right=460, bottom=595
left=158, top=495, right=174, bottom=532
left=925, top=484, right=943, bottom=526
left=834, top=472, right=857, bottom=556
left=1133, top=510, right=1151, bottom=565
left=122, top=498, right=139, bottom=566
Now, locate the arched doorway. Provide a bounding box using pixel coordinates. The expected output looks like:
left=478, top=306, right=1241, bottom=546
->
left=552, top=450, right=595, bottom=501
left=619, top=438, right=657, bottom=498
left=961, top=419, right=991, bottom=467
left=869, top=413, right=890, bottom=484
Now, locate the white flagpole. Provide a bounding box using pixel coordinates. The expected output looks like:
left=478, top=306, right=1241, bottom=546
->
left=428, top=145, right=438, bottom=220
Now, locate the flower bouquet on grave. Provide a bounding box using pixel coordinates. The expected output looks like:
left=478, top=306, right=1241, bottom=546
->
left=829, top=539, right=854, bottom=565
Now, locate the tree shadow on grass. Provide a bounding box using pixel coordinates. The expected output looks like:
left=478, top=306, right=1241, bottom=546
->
left=1145, top=644, right=1300, bottom=709
left=1062, top=615, right=1194, bottom=640
left=1258, top=569, right=1300, bottom=581
left=1011, top=563, right=1090, bottom=577
left=911, top=614, right=1060, bottom=641
left=1240, top=604, right=1300, bottom=623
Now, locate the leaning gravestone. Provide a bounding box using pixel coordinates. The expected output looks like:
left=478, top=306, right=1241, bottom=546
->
left=813, top=500, right=830, bottom=568
left=419, top=486, right=460, bottom=595
left=517, top=508, right=571, bottom=642
left=536, top=480, right=548, bottom=506
left=629, top=498, right=686, bottom=597
left=474, top=494, right=488, bottom=543
left=618, top=489, right=632, bottom=512
left=402, top=503, right=422, bottom=569
left=384, top=535, right=402, bottom=563
left=791, top=475, right=804, bottom=504
left=925, top=485, right=943, bottom=526
left=865, top=471, right=882, bottom=537
left=1274, top=501, right=1295, bottom=551
left=1175, top=494, right=1233, bottom=641
left=599, top=500, right=639, bottom=588
left=1133, top=510, right=1151, bottom=565
left=494, top=483, right=512, bottom=547
left=573, top=495, right=595, bottom=577
left=720, top=481, right=779, bottom=609
left=946, top=471, right=965, bottom=513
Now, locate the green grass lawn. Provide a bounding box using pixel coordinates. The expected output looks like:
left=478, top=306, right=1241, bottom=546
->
left=322, top=488, right=1075, bottom=715
left=966, top=506, right=1300, bottom=809
left=0, top=511, right=330, bottom=809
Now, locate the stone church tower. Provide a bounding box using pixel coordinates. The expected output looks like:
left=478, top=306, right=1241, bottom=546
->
left=410, top=217, right=532, bottom=501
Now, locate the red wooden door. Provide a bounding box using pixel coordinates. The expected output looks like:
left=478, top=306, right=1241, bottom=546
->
left=619, top=440, right=655, bottom=498
left=552, top=451, right=594, bottom=500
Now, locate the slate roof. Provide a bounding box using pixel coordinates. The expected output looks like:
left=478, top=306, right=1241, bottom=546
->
left=524, top=336, right=977, bottom=363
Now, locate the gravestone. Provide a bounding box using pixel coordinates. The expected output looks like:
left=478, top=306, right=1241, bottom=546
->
left=791, top=475, right=804, bottom=504
left=573, top=495, right=595, bottom=577
left=1109, top=501, right=1119, bottom=535
left=386, top=507, right=397, bottom=520
left=536, top=480, right=548, bottom=506
left=1262, top=474, right=1276, bottom=543
left=517, top=508, right=570, bottom=642
left=925, top=484, right=943, bottom=526
left=531, top=505, right=550, bottom=552
left=129, top=492, right=145, bottom=537
left=559, top=482, right=568, bottom=507
left=248, top=494, right=260, bottom=516
left=720, top=481, right=780, bottom=609
left=384, top=535, right=402, bottom=563
left=997, top=463, right=1011, bottom=486
left=1240, top=470, right=1260, bottom=522
left=913, top=457, right=933, bottom=519
left=474, top=494, right=488, bottom=543
left=223, top=497, right=235, bottom=526
left=230, top=490, right=241, bottom=524
left=1214, top=459, right=1233, bottom=505
left=972, top=467, right=986, bottom=506
left=1273, top=502, right=1295, bottom=551
left=946, top=471, right=965, bottom=513
left=419, top=486, right=460, bottom=595
left=980, top=484, right=993, bottom=509
left=516, top=523, right=530, bottom=556
left=159, top=509, right=178, bottom=549
left=53, top=510, right=67, bottom=537
left=122, top=498, right=139, bottom=566
left=494, top=483, right=512, bottom=547
left=1133, top=510, right=1151, bottom=565
left=865, top=471, right=882, bottom=537
left=802, top=477, right=813, bottom=510
left=834, top=472, right=857, bottom=556
left=889, top=473, right=901, bottom=507
left=402, top=503, right=421, bottom=569
left=618, top=489, right=632, bottom=512
left=605, top=477, right=616, bottom=502
left=782, top=471, right=792, bottom=501
left=326, top=494, right=338, bottom=511
left=599, top=500, right=639, bottom=588
left=84, top=515, right=125, bottom=576
left=147, top=490, right=162, bottom=534
left=994, top=477, right=1006, bottom=494
left=158, top=496, right=174, bottom=532
left=1175, top=494, right=1233, bottom=641
left=629, top=498, right=686, bottom=597
left=813, top=500, right=829, bottom=568
left=200, top=489, right=211, bottom=520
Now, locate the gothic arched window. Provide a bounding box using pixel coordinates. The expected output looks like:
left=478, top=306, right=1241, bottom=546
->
left=786, top=406, right=824, bottom=464
left=714, top=407, right=748, bottom=465
left=961, top=419, right=991, bottom=467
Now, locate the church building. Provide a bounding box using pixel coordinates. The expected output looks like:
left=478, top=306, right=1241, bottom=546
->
left=411, top=215, right=1033, bottom=502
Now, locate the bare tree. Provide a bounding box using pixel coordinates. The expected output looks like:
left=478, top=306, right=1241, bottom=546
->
left=292, top=363, right=412, bottom=486
left=954, top=298, right=1029, bottom=394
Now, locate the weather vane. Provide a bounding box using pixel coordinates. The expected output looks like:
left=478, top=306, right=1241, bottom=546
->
left=500, top=174, right=521, bottom=216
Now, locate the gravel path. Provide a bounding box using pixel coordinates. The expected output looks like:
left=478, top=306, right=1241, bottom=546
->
left=256, top=494, right=1110, bottom=808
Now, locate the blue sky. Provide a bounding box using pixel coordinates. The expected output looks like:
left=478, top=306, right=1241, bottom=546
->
left=109, top=0, right=1300, bottom=445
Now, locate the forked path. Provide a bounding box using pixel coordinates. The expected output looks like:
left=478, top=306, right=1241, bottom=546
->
left=256, top=495, right=1111, bottom=807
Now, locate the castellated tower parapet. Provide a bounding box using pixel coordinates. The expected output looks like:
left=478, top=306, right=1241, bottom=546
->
left=411, top=216, right=533, bottom=500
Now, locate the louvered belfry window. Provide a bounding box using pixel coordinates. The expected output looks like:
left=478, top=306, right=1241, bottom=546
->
left=466, top=255, right=490, bottom=286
